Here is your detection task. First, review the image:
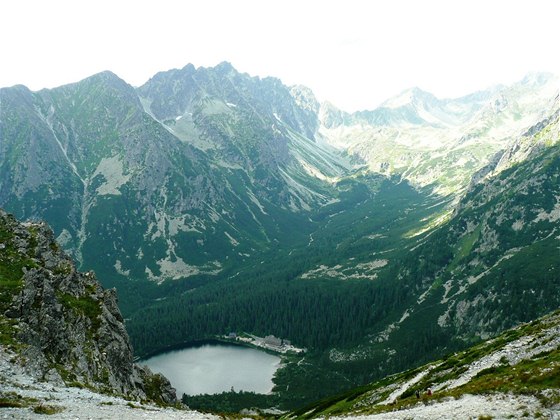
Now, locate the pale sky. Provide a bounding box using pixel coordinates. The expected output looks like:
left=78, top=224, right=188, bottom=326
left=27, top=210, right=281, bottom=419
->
left=1, top=0, right=559, bottom=112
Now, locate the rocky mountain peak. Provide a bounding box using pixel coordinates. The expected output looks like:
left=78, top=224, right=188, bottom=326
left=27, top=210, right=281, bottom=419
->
left=0, top=83, right=32, bottom=97
left=318, top=101, right=348, bottom=129
left=289, top=84, right=320, bottom=114
left=520, top=71, right=557, bottom=87
left=65, top=70, right=134, bottom=95
left=214, top=60, right=235, bottom=74
left=380, top=86, right=438, bottom=110
left=87, top=69, right=123, bottom=81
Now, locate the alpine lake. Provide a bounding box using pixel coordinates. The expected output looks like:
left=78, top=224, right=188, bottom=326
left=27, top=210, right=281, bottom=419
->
left=141, top=341, right=282, bottom=397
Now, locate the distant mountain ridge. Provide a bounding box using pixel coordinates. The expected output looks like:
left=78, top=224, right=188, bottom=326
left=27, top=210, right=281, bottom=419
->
left=1, top=64, right=350, bottom=289
left=319, top=72, right=558, bottom=195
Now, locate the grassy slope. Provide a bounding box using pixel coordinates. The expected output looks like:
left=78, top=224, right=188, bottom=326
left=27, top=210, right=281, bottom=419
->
left=285, top=310, right=560, bottom=419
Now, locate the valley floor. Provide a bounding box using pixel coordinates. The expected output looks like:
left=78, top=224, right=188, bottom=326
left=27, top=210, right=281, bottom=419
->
left=0, top=347, right=218, bottom=420
left=327, top=393, right=560, bottom=420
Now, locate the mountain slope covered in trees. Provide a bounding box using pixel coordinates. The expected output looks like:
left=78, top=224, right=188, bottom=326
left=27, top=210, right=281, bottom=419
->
left=284, top=309, right=560, bottom=419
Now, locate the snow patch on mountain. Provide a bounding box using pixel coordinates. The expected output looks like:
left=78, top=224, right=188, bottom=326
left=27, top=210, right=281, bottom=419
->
left=300, top=260, right=387, bottom=281
left=298, top=158, right=336, bottom=182
left=247, top=188, right=268, bottom=215
left=356, top=260, right=388, bottom=271
left=114, top=259, right=130, bottom=276
left=279, top=169, right=321, bottom=211
left=146, top=258, right=222, bottom=283
left=533, top=197, right=560, bottom=223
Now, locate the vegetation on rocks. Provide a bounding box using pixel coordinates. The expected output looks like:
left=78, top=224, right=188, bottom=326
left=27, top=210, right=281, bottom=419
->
left=0, top=209, right=177, bottom=406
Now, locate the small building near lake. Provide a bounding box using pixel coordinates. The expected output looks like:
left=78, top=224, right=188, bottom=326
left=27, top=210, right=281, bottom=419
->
left=264, top=335, right=282, bottom=347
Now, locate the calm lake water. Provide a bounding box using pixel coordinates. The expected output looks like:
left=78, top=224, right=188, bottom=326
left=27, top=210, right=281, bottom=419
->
left=142, top=343, right=281, bottom=396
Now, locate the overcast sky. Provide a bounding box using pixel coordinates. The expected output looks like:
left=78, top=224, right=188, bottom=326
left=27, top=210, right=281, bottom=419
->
left=1, top=0, right=559, bottom=111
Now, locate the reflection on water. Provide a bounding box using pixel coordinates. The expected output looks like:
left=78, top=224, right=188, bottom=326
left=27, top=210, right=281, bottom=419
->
left=142, top=343, right=281, bottom=396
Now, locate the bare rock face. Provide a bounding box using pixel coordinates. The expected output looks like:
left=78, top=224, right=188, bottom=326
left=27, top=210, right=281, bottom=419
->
left=0, top=209, right=176, bottom=404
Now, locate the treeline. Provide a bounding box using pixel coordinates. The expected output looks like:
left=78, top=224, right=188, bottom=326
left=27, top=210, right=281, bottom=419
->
left=127, top=271, right=411, bottom=358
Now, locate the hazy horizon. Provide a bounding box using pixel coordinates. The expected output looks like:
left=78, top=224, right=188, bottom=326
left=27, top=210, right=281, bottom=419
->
left=2, top=0, right=560, bottom=112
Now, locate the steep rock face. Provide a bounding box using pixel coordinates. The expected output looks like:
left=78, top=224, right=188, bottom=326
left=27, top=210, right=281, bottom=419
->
left=0, top=84, right=84, bottom=236
left=0, top=64, right=349, bottom=291
left=403, top=103, right=560, bottom=338
left=469, top=94, right=560, bottom=185
left=138, top=61, right=346, bottom=210
left=138, top=61, right=320, bottom=140
left=434, top=103, right=560, bottom=335
left=0, top=209, right=176, bottom=403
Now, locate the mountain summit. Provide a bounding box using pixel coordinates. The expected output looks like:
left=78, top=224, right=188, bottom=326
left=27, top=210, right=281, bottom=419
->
left=380, top=86, right=438, bottom=109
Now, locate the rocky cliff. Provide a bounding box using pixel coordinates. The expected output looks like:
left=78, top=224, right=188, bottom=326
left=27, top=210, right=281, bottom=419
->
left=0, top=209, right=175, bottom=404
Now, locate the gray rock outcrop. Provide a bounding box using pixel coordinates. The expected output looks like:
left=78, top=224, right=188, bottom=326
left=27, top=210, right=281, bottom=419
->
left=0, top=209, right=176, bottom=404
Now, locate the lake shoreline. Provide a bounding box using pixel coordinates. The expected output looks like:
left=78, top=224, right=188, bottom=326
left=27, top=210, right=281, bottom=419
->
left=137, top=338, right=248, bottom=362
left=141, top=342, right=282, bottom=397
left=137, top=333, right=304, bottom=362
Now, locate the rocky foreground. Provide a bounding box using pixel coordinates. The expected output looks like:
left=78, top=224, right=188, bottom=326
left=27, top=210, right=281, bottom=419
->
left=0, top=346, right=217, bottom=419
left=326, top=393, right=559, bottom=420
left=0, top=209, right=198, bottom=418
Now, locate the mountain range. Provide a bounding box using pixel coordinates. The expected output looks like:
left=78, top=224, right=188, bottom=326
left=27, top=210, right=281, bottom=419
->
left=1, top=62, right=559, bottom=410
